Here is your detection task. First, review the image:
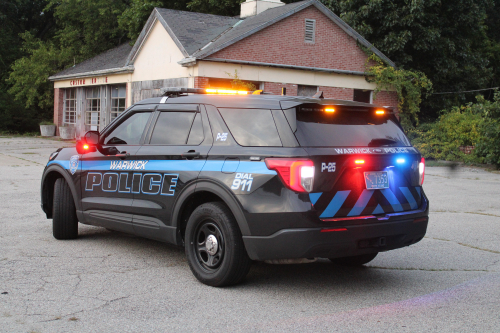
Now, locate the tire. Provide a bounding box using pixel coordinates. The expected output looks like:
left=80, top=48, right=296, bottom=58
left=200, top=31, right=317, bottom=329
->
left=52, top=178, right=78, bottom=240
left=329, top=252, right=378, bottom=266
left=185, top=202, right=252, bottom=287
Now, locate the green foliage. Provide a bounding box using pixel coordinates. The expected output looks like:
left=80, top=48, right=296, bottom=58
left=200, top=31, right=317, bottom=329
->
left=6, top=0, right=128, bottom=120
left=8, top=33, right=70, bottom=110
left=365, top=55, right=432, bottom=127
left=409, top=107, right=484, bottom=164
left=40, top=121, right=56, bottom=125
left=119, top=0, right=191, bottom=41
left=225, top=70, right=257, bottom=91
left=409, top=92, right=500, bottom=167
left=475, top=92, right=500, bottom=167
left=323, top=0, right=494, bottom=118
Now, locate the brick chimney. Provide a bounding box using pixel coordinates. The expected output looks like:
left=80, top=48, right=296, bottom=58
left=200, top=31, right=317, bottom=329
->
left=240, top=0, right=285, bottom=18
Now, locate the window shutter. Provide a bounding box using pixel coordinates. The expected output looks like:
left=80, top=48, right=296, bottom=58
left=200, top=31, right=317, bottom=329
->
left=305, top=19, right=316, bottom=43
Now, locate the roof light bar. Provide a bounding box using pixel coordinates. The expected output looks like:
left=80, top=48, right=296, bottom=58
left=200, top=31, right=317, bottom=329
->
left=325, top=108, right=335, bottom=112
left=161, top=87, right=252, bottom=96
left=375, top=110, right=385, bottom=115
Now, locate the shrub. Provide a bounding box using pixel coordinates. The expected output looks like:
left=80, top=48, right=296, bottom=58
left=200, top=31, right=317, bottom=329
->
left=409, top=92, right=500, bottom=168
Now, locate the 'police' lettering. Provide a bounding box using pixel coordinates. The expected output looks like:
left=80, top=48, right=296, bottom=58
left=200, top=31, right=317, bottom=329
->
left=86, top=172, right=102, bottom=191
left=85, top=172, right=178, bottom=196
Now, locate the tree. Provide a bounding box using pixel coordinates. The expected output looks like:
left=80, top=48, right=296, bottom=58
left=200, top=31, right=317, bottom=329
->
left=0, top=0, right=56, bottom=132
left=320, top=0, right=493, bottom=119
left=7, top=0, right=129, bottom=117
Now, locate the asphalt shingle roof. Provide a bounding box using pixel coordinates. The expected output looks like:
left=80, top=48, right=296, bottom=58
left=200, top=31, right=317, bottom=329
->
left=50, top=43, right=132, bottom=79
left=49, top=0, right=394, bottom=80
left=193, top=1, right=309, bottom=58
left=155, top=8, right=239, bottom=55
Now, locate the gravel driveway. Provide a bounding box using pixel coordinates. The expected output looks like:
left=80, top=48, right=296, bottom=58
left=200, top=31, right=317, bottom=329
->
left=1, top=137, right=499, bottom=332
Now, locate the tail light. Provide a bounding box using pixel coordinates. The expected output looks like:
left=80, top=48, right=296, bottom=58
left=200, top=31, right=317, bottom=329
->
left=265, top=158, right=315, bottom=192
left=419, top=157, right=425, bottom=185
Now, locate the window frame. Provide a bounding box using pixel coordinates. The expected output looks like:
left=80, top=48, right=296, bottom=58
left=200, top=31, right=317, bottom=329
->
left=145, top=109, right=204, bottom=146
left=63, top=88, right=77, bottom=125
left=100, top=110, right=155, bottom=146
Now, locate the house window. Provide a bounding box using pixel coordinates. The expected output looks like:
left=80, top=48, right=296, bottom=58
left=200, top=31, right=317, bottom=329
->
left=64, top=88, right=77, bottom=124
left=305, top=19, right=316, bottom=43
left=298, top=85, right=318, bottom=97
left=111, top=85, right=126, bottom=121
left=353, top=89, right=373, bottom=104
left=85, top=87, right=101, bottom=130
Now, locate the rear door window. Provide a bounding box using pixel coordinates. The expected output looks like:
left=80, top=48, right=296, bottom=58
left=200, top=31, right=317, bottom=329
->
left=149, top=111, right=203, bottom=145
left=286, top=105, right=411, bottom=147
left=218, top=108, right=282, bottom=147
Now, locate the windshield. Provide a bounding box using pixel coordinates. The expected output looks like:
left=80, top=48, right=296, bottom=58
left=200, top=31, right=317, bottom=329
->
left=285, top=106, right=411, bottom=147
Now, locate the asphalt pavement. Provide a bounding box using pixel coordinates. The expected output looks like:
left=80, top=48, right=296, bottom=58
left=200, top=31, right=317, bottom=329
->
left=0, top=137, right=499, bottom=332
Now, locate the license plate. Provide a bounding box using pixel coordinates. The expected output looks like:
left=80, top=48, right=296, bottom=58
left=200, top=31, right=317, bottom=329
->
left=364, top=171, right=389, bottom=190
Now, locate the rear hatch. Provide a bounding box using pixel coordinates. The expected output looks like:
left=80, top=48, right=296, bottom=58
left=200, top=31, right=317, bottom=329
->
left=283, top=103, right=422, bottom=219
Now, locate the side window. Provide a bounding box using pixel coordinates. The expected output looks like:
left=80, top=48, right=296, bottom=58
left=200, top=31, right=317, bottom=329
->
left=103, top=112, right=152, bottom=145
left=218, top=108, right=282, bottom=147
left=150, top=112, right=203, bottom=145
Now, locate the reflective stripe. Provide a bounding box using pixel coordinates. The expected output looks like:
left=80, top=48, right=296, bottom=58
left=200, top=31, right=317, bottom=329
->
left=347, top=190, right=374, bottom=216
left=380, top=189, right=403, bottom=212
left=319, top=191, right=350, bottom=218
left=399, top=187, right=418, bottom=209
left=372, top=204, right=384, bottom=214
left=309, top=192, right=322, bottom=205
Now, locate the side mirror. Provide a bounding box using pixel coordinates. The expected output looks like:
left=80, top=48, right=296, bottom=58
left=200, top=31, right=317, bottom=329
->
left=76, top=131, right=100, bottom=154
left=84, top=131, right=100, bottom=145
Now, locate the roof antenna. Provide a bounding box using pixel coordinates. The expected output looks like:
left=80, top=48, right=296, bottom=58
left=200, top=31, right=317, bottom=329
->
left=313, top=91, right=324, bottom=98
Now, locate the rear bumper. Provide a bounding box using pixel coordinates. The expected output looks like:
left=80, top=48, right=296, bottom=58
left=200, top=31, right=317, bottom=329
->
left=243, top=196, right=429, bottom=261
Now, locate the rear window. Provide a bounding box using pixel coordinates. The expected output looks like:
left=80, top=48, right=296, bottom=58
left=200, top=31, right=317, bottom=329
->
left=285, top=105, right=411, bottom=147
left=218, top=108, right=282, bottom=147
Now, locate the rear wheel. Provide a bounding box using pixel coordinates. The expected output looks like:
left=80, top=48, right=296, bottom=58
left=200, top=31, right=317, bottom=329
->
left=329, top=253, right=378, bottom=266
left=185, top=202, right=252, bottom=287
left=52, top=178, right=78, bottom=240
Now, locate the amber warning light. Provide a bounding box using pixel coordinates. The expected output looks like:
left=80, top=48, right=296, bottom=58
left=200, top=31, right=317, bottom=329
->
left=206, top=89, right=249, bottom=95
left=324, top=107, right=335, bottom=113
left=375, top=110, right=385, bottom=115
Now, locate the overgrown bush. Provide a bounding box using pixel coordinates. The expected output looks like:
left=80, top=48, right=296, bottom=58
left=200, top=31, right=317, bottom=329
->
left=409, top=92, right=500, bottom=168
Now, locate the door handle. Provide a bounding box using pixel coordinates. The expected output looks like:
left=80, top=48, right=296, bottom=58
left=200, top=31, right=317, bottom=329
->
left=116, top=151, right=130, bottom=160
left=182, top=150, right=200, bottom=159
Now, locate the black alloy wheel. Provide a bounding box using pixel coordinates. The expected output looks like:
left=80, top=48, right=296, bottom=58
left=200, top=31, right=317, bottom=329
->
left=194, top=221, right=225, bottom=270
left=185, top=202, right=252, bottom=287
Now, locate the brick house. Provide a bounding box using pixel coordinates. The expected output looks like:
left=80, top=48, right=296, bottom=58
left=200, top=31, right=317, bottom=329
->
left=49, top=0, right=398, bottom=138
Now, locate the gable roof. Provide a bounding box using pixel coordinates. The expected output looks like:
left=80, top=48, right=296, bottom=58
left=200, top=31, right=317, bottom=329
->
left=49, top=0, right=394, bottom=81
left=49, top=43, right=133, bottom=80
left=192, top=0, right=394, bottom=66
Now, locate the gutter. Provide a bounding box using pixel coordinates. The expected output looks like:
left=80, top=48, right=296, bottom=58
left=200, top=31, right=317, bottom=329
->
left=48, top=66, right=134, bottom=81
left=200, top=58, right=367, bottom=76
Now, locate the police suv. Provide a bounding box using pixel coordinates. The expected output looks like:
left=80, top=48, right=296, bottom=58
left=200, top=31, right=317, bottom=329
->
left=41, top=88, right=429, bottom=287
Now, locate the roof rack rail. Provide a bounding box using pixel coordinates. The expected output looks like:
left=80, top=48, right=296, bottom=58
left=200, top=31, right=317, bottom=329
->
left=160, top=87, right=270, bottom=96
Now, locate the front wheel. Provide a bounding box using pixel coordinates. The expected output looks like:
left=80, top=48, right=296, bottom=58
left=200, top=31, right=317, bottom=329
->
left=185, top=202, right=252, bottom=287
left=52, top=178, right=78, bottom=240
left=329, top=253, right=378, bottom=266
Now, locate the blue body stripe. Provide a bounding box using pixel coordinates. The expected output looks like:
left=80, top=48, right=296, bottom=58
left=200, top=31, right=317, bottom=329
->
left=415, top=187, right=421, bottom=197
left=47, top=160, right=70, bottom=169
left=309, top=193, right=322, bottom=205
left=380, top=189, right=403, bottom=212
left=347, top=190, right=374, bottom=216
left=372, top=204, right=384, bottom=214
left=319, top=191, right=350, bottom=218
left=72, top=160, right=275, bottom=174
left=399, top=187, right=418, bottom=209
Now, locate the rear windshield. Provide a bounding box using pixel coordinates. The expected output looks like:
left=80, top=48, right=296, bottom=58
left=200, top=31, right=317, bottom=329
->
left=284, top=106, right=411, bottom=147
